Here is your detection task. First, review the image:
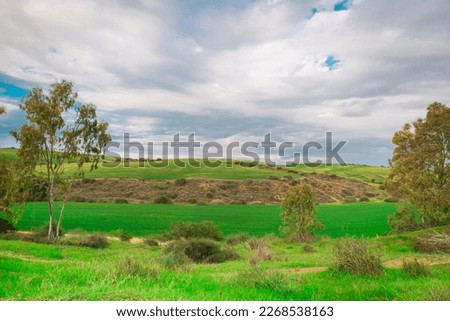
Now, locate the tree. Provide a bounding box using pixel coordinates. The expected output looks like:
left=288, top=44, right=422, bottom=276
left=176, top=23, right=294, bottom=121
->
left=386, top=102, right=450, bottom=227
left=0, top=106, right=31, bottom=226
left=280, top=183, right=323, bottom=241
left=11, top=80, right=111, bottom=239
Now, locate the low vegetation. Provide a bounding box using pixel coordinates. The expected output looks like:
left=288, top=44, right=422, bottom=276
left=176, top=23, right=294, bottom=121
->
left=332, top=238, right=383, bottom=276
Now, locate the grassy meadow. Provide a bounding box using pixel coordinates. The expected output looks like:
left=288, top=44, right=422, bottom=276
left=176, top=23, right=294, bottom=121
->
left=1, top=229, right=449, bottom=300
left=16, top=202, right=396, bottom=238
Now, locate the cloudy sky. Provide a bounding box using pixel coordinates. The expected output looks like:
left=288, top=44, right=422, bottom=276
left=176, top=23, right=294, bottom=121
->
left=1, top=0, right=449, bottom=165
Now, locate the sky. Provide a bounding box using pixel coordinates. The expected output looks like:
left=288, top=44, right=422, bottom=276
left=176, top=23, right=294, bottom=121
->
left=0, top=0, right=449, bottom=165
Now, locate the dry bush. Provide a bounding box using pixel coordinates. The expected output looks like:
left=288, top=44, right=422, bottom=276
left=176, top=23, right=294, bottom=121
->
left=79, top=233, right=109, bottom=249
left=411, top=233, right=450, bottom=253
left=248, top=237, right=272, bottom=265
left=332, top=238, right=383, bottom=276
left=401, top=259, right=430, bottom=277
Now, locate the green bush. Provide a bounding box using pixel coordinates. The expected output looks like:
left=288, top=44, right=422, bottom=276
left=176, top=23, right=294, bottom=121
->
left=79, top=233, right=109, bottom=249
left=332, top=238, right=383, bottom=276
left=226, top=233, right=250, bottom=246
left=184, top=238, right=223, bottom=263
left=388, top=206, right=420, bottom=233
left=0, top=218, right=15, bottom=234
left=401, top=259, right=430, bottom=277
left=168, top=221, right=223, bottom=241
left=165, top=238, right=233, bottom=264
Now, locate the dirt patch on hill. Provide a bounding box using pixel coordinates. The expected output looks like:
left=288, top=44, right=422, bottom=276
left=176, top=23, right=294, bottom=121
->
left=65, top=174, right=383, bottom=205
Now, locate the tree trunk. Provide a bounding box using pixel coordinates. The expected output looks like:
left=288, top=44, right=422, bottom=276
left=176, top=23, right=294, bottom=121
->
left=47, top=179, right=54, bottom=240
left=56, top=201, right=65, bottom=239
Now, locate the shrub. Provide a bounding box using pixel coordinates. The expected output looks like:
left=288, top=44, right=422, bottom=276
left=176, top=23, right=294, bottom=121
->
left=114, top=198, right=129, bottom=204
left=332, top=238, right=383, bottom=276
left=411, top=233, right=450, bottom=253
left=144, top=237, right=159, bottom=246
left=168, top=221, right=223, bottom=241
left=165, top=238, right=234, bottom=264
left=248, top=237, right=272, bottom=265
left=174, top=178, right=188, bottom=186
left=79, top=233, right=109, bottom=249
left=226, top=233, right=250, bottom=246
left=187, top=198, right=197, bottom=204
left=388, top=206, right=420, bottom=233
left=112, top=229, right=132, bottom=242
left=160, top=252, right=188, bottom=270
left=221, top=246, right=241, bottom=261
left=154, top=195, right=173, bottom=204
left=238, top=268, right=293, bottom=296
left=184, top=238, right=223, bottom=263
left=401, top=259, right=430, bottom=277
left=0, top=218, right=15, bottom=234
left=114, top=256, right=159, bottom=279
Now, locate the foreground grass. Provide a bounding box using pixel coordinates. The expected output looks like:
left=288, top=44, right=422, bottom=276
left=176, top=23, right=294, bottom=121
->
left=16, top=202, right=396, bottom=238
left=0, top=233, right=448, bottom=300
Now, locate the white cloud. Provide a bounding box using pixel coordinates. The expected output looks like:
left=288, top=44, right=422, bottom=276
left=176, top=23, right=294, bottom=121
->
left=1, top=0, right=450, bottom=164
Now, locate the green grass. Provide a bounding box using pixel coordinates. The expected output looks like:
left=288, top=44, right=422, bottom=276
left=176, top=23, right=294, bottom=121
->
left=0, top=233, right=448, bottom=300
left=0, top=147, right=388, bottom=182
left=16, top=202, right=396, bottom=238
left=0, top=148, right=18, bottom=160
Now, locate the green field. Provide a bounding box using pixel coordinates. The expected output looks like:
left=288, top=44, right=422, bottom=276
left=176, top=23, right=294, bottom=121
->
left=0, top=148, right=388, bottom=182
left=17, top=202, right=397, bottom=238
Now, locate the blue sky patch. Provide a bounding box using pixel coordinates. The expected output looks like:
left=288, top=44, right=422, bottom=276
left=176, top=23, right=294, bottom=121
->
left=324, top=55, right=340, bottom=70
left=0, top=81, right=27, bottom=99
left=334, top=0, right=350, bottom=11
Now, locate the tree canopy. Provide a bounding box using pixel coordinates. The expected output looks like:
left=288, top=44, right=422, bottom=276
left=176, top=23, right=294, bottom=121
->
left=280, top=183, right=323, bottom=241
left=386, top=102, right=450, bottom=227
